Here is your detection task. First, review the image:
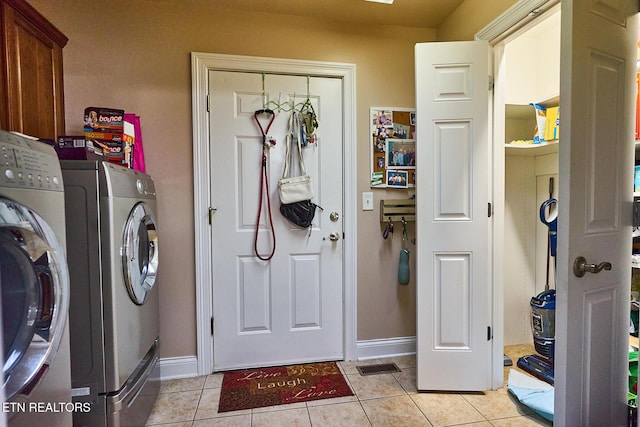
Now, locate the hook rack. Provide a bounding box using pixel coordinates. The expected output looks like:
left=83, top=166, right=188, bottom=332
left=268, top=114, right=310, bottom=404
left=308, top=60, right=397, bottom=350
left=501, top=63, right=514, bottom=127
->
left=261, top=73, right=314, bottom=113
left=380, top=199, right=415, bottom=223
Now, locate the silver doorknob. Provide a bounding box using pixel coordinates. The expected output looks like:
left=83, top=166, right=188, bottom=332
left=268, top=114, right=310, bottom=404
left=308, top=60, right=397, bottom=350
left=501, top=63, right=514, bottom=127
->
left=573, top=256, right=612, bottom=277
left=323, top=232, right=340, bottom=241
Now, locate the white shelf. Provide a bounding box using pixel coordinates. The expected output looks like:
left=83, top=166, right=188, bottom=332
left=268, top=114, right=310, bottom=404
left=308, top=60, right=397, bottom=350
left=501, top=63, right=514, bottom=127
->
left=505, top=140, right=559, bottom=156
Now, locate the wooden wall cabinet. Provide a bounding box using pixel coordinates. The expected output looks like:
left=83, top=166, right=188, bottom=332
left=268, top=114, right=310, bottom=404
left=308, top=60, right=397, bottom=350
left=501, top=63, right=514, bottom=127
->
left=0, top=0, right=67, bottom=140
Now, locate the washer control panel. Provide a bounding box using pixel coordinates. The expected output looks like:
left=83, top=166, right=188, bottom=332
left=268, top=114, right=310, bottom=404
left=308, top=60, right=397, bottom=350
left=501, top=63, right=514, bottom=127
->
left=0, top=130, right=63, bottom=191
left=103, top=162, right=156, bottom=199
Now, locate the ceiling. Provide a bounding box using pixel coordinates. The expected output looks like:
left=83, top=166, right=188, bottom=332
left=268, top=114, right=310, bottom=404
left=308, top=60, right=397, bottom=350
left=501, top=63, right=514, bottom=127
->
left=206, top=0, right=465, bottom=29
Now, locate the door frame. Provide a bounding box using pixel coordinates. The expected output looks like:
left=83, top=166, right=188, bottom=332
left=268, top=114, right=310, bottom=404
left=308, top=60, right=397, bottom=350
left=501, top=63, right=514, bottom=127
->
left=190, top=52, right=358, bottom=375
left=475, top=0, right=561, bottom=389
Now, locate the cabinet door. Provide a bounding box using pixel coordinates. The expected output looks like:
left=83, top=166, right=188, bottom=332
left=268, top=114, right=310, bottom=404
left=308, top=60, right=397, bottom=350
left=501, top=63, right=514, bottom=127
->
left=1, top=0, right=67, bottom=140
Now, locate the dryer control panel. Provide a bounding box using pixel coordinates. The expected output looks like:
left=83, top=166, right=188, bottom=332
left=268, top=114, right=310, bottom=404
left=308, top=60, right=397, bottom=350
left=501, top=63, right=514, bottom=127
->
left=0, top=130, right=63, bottom=191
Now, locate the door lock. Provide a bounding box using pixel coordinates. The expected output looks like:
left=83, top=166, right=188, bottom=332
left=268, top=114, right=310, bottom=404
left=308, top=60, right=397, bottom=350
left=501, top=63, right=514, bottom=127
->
left=323, top=232, right=340, bottom=241
left=573, top=256, right=612, bottom=277
left=329, top=212, right=340, bottom=222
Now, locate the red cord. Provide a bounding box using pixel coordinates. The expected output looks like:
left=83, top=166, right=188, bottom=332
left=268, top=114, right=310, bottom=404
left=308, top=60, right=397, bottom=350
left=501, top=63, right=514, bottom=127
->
left=254, top=152, right=276, bottom=260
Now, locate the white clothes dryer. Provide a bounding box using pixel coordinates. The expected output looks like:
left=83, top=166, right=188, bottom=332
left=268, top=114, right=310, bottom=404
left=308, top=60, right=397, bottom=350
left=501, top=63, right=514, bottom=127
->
left=61, top=161, right=160, bottom=427
left=0, top=130, right=72, bottom=427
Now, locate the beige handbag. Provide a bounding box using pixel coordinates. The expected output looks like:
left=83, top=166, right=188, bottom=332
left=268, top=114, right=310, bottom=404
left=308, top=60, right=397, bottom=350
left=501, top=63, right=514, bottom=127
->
left=278, top=112, right=314, bottom=204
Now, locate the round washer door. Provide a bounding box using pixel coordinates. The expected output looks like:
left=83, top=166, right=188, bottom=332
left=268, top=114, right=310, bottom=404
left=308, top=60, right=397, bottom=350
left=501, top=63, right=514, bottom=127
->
left=122, top=202, right=158, bottom=305
left=0, top=198, right=69, bottom=400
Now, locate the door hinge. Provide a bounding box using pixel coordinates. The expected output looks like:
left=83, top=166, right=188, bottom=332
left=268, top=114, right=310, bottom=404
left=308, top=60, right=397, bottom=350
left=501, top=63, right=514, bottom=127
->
left=488, top=202, right=492, bottom=218
left=487, top=326, right=492, bottom=341
left=210, top=317, right=214, bottom=336
left=488, top=75, right=494, bottom=91
left=208, top=207, right=217, bottom=224
left=206, top=94, right=210, bottom=112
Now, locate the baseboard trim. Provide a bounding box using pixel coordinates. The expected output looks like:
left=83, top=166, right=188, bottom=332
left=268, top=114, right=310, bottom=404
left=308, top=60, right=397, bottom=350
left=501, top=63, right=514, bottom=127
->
left=157, top=356, right=199, bottom=381
left=356, top=336, right=416, bottom=360
left=157, top=337, right=417, bottom=380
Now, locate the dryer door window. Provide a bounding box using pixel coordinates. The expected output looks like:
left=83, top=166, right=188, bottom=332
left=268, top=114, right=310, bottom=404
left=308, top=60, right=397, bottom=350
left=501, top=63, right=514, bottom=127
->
left=122, top=202, right=158, bottom=305
left=0, top=198, right=69, bottom=400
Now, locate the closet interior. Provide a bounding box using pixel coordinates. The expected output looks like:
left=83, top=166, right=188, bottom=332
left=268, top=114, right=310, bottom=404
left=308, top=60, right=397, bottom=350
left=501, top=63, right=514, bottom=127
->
left=503, top=10, right=560, bottom=349
left=503, top=9, right=640, bottom=363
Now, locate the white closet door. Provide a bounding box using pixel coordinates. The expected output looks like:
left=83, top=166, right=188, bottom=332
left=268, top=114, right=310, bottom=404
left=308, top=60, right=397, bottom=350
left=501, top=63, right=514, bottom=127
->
left=415, top=40, right=493, bottom=391
left=555, top=0, right=637, bottom=424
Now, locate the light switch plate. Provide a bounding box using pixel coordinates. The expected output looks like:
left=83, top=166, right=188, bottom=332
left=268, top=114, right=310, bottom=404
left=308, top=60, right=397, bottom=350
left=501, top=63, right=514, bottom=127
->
left=362, top=192, right=374, bottom=211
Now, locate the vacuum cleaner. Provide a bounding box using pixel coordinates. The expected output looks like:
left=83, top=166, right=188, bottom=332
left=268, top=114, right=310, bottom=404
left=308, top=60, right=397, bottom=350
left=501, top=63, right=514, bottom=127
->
left=517, top=178, right=557, bottom=385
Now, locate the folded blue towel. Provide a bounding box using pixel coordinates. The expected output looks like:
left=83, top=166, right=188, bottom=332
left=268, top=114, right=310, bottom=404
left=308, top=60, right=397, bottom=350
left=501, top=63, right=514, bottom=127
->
left=507, top=369, right=554, bottom=421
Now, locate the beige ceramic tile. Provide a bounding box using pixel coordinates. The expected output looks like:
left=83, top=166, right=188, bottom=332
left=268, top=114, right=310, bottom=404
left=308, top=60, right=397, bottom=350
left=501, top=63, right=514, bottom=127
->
left=307, top=401, right=371, bottom=427
left=378, top=354, right=416, bottom=369
left=194, top=387, right=251, bottom=420
left=159, top=376, right=206, bottom=393
left=145, top=390, right=201, bottom=425
left=192, top=414, right=251, bottom=426
left=338, top=359, right=381, bottom=375
left=204, top=373, right=225, bottom=389
left=251, top=401, right=307, bottom=414
left=392, top=367, right=417, bottom=394
left=346, top=373, right=406, bottom=400
left=462, top=388, right=531, bottom=420
left=450, top=422, right=492, bottom=427
left=360, top=395, right=431, bottom=426
left=251, top=407, right=312, bottom=427
left=411, top=392, right=486, bottom=426
left=305, top=394, right=359, bottom=407
left=145, top=422, right=192, bottom=427
left=489, top=414, right=553, bottom=426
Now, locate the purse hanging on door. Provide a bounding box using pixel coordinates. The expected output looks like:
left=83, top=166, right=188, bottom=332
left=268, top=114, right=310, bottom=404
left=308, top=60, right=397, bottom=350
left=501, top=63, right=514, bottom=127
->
left=278, top=112, right=314, bottom=204
left=279, top=111, right=320, bottom=228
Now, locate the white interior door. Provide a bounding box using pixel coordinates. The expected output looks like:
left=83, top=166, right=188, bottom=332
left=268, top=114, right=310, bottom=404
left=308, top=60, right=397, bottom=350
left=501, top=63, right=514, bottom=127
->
left=415, top=40, right=493, bottom=391
left=209, top=71, right=344, bottom=370
left=555, top=1, right=637, bottom=424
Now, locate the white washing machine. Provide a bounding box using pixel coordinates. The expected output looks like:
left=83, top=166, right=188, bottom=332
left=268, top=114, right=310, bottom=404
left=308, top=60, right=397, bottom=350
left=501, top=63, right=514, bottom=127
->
left=61, top=160, right=160, bottom=427
left=0, top=130, right=72, bottom=426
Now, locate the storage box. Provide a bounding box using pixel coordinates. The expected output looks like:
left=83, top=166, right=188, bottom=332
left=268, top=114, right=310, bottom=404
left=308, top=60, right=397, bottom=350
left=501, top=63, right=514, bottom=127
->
left=545, top=106, right=559, bottom=141
left=84, top=107, right=125, bottom=165
left=83, top=107, right=124, bottom=133
left=54, top=136, right=104, bottom=160
left=122, top=118, right=135, bottom=168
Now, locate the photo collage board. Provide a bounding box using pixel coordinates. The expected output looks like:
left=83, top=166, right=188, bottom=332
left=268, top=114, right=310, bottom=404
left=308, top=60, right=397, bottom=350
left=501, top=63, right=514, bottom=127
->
left=370, top=108, right=416, bottom=188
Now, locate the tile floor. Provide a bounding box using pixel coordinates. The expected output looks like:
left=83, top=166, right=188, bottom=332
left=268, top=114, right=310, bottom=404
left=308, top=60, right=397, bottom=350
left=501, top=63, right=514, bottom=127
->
left=145, top=344, right=552, bottom=426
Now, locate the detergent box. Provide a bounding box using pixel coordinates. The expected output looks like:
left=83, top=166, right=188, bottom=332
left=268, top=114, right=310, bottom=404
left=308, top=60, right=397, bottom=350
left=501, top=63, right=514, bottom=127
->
left=635, top=165, right=640, bottom=192
left=544, top=106, right=559, bottom=141
left=54, top=135, right=104, bottom=160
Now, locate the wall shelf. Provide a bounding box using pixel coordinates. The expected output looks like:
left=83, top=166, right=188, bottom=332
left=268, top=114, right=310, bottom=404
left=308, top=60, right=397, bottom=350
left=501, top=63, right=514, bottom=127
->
left=505, top=140, right=559, bottom=157
left=380, top=199, right=415, bottom=222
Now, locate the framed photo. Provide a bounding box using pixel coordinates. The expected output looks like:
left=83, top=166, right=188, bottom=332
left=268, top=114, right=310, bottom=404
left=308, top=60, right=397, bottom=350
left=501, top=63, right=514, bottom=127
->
left=386, top=170, right=408, bottom=188
left=369, top=107, right=416, bottom=188
left=386, top=139, right=415, bottom=169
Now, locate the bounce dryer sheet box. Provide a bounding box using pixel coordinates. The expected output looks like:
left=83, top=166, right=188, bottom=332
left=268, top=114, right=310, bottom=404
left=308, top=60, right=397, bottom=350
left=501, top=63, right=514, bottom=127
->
left=83, top=107, right=124, bottom=133
left=84, top=107, right=125, bottom=164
